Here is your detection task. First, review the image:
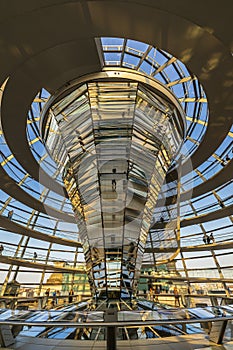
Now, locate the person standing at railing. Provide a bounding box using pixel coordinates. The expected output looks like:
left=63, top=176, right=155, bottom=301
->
left=154, top=286, right=160, bottom=302
left=0, top=244, right=4, bottom=255
left=33, top=252, right=37, bottom=262
left=173, top=286, right=180, bottom=307
left=7, top=210, right=14, bottom=220
left=209, top=233, right=215, bottom=243
left=42, top=288, right=50, bottom=309
left=52, top=290, right=57, bottom=306
left=45, top=288, right=50, bottom=300
left=148, top=288, right=154, bottom=301
left=69, top=289, right=74, bottom=303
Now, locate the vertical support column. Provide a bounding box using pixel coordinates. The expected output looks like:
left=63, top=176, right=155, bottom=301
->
left=104, top=308, right=117, bottom=350
left=176, top=156, right=182, bottom=254
left=106, top=326, right=117, bottom=350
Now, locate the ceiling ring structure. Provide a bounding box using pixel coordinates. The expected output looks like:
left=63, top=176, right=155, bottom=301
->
left=1, top=1, right=232, bottom=194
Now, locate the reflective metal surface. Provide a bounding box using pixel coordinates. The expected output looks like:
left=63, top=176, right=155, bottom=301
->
left=41, top=69, right=185, bottom=298
left=0, top=301, right=233, bottom=341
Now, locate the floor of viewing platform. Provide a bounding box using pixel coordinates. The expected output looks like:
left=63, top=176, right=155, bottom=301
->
left=4, top=334, right=233, bottom=350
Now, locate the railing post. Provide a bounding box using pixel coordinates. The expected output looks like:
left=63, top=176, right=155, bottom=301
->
left=210, top=296, right=219, bottom=306
left=209, top=320, right=228, bottom=344
left=104, top=308, right=117, bottom=350
left=0, top=325, right=15, bottom=348
left=0, top=300, right=6, bottom=309
left=106, top=325, right=117, bottom=350
left=37, top=297, right=44, bottom=310
left=184, top=295, right=191, bottom=308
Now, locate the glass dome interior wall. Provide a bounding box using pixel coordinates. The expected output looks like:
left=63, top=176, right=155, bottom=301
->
left=0, top=32, right=232, bottom=300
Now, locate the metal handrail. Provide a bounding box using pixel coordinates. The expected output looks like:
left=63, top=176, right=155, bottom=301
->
left=0, top=314, right=232, bottom=328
